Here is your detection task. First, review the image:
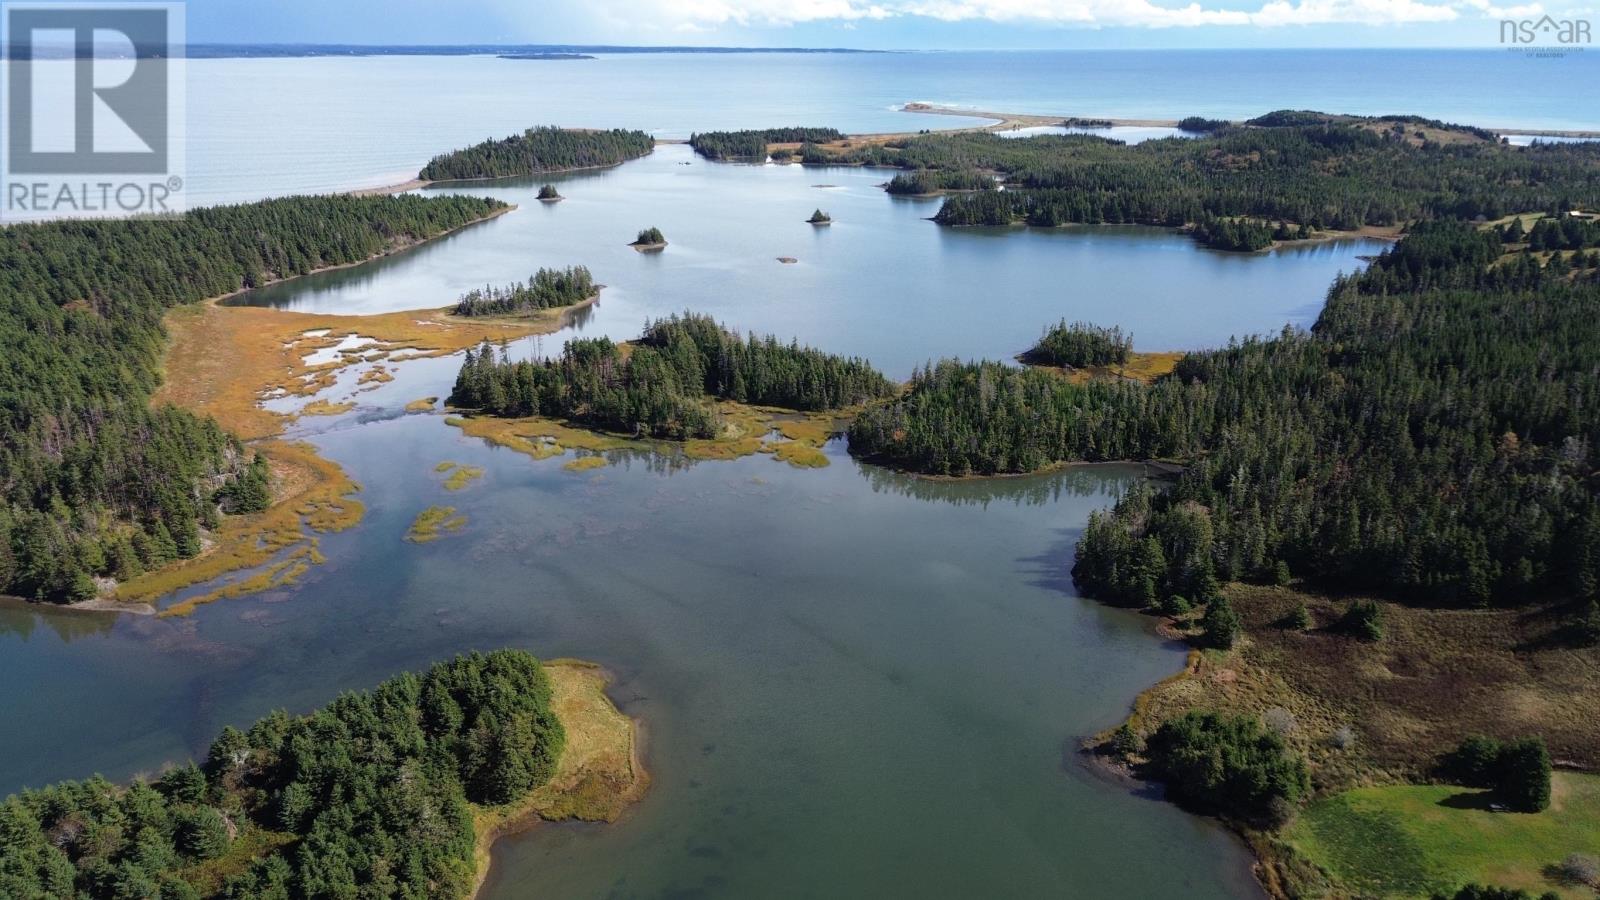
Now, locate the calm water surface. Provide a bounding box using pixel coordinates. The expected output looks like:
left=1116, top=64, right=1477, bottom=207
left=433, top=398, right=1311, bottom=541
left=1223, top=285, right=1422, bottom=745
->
left=234, top=143, right=1385, bottom=371
left=0, top=422, right=1258, bottom=898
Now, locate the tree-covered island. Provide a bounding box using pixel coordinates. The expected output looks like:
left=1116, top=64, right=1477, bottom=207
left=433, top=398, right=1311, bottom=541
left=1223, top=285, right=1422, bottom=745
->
left=419, top=126, right=653, bottom=181
left=630, top=227, right=667, bottom=250
left=451, top=265, right=597, bottom=318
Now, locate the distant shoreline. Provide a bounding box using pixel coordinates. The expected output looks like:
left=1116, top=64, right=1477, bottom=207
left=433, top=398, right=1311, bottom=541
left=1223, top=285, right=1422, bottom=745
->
left=179, top=43, right=886, bottom=59
left=350, top=156, right=655, bottom=198
left=900, top=102, right=1600, bottom=141
left=343, top=108, right=1597, bottom=200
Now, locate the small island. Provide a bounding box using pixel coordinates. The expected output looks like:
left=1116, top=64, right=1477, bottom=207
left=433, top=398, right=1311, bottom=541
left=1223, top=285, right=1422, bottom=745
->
left=452, top=265, right=597, bottom=318
left=536, top=184, right=563, bottom=202
left=807, top=209, right=832, bottom=225
left=419, top=126, right=653, bottom=181
left=630, top=227, right=667, bottom=252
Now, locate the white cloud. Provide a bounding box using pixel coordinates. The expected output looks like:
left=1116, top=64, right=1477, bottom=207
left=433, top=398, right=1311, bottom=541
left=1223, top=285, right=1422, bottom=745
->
left=568, top=0, right=1577, bottom=29
left=1458, top=0, right=1545, bottom=18
left=1250, top=0, right=1460, bottom=25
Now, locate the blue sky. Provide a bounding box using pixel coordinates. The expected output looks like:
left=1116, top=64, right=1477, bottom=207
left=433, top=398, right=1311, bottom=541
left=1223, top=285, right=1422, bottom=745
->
left=188, top=0, right=1593, bottom=48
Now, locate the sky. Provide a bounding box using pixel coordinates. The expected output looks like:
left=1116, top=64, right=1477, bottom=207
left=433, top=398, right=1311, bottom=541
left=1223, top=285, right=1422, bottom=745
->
left=186, top=0, right=1595, bottom=49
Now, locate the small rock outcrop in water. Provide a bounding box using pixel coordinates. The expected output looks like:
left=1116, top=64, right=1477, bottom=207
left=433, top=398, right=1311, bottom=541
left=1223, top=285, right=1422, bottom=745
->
left=808, top=209, right=832, bottom=225
left=537, top=184, right=563, bottom=202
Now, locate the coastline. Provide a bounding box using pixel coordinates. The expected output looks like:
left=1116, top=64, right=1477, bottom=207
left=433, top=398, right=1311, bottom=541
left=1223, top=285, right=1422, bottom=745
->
left=469, top=661, right=649, bottom=900
left=212, top=201, right=515, bottom=305
left=91, top=201, right=561, bottom=616
left=3, top=594, right=157, bottom=617
left=346, top=177, right=432, bottom=197
left=355, top=152, right=658, bottom=198
left=23, top=201, right=522, bottom=617
left=440, top=290, right=600, bottom=326
left=902, top=102, right=1179, bottom=130
left=1081, top=581, right=1600, bottom=899
left=898, top=102, right=1600, bottom=141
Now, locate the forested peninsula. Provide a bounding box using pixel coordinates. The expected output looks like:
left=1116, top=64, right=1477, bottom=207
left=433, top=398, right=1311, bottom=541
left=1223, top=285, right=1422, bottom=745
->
left=0, top=194, right=509, bottom=604
left=803, top=111, right=1600, bottom=250
left=419, top=126, right=654, bottom=181
left=0, top=650, right=645, bottom=899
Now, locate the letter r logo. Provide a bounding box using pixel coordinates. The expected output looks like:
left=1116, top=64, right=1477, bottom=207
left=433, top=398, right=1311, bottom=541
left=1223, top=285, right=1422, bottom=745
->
left=4, top=5, right=169, bottom=174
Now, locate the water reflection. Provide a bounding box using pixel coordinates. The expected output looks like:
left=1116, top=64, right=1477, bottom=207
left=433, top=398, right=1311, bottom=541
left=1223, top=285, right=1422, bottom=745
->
left=855, top=456, right=1152, bottom=507
left=0, top=599, right=119, bottom=643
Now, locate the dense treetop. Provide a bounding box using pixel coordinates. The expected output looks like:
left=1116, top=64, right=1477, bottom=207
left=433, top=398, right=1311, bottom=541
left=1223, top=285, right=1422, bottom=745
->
left=1176, top=116, right=1230, bottom=133
left=0, top=193, right=508, bottom=603
left=688, top=127, right=844, bottom=161
left=450, top=312, right=895, bottom=439
left=0, top=650, right=564, bottom=899
left=1143, top=711, right=1310, bottom=826
left=884, top=169, right=993, bottom=196
left=452, top=265, right=596, bottom=317
left=419, top=126, right=653, bottom=181
left=1437, top=734, right=1552, bottom=813
left=1021, top=321, right=1132, bottom=368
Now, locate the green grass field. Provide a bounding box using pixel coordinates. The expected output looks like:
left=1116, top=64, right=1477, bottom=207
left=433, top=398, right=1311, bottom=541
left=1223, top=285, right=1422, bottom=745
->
left=1286, top=773, right=1600, bottom=898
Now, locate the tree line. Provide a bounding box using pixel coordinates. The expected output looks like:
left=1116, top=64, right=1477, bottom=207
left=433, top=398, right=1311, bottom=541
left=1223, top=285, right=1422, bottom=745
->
left=688, top=128, right=844, bottom=161
left=1176, top=116, right=1230, bottom=133
left=0, top=650, right=563, bottom=899
left=452, top=265, right=596, bottom=317
left=419, top=126, right=653, bottom=181
left=884, top=170, right=994, bottom=195
left=850, top=223, right=1600, bottom=632
left=0, top=193, right=508, bottom=603
left=450, top=312, right=896, bottom=439
left=805, top=115, right=1600, bottom=249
